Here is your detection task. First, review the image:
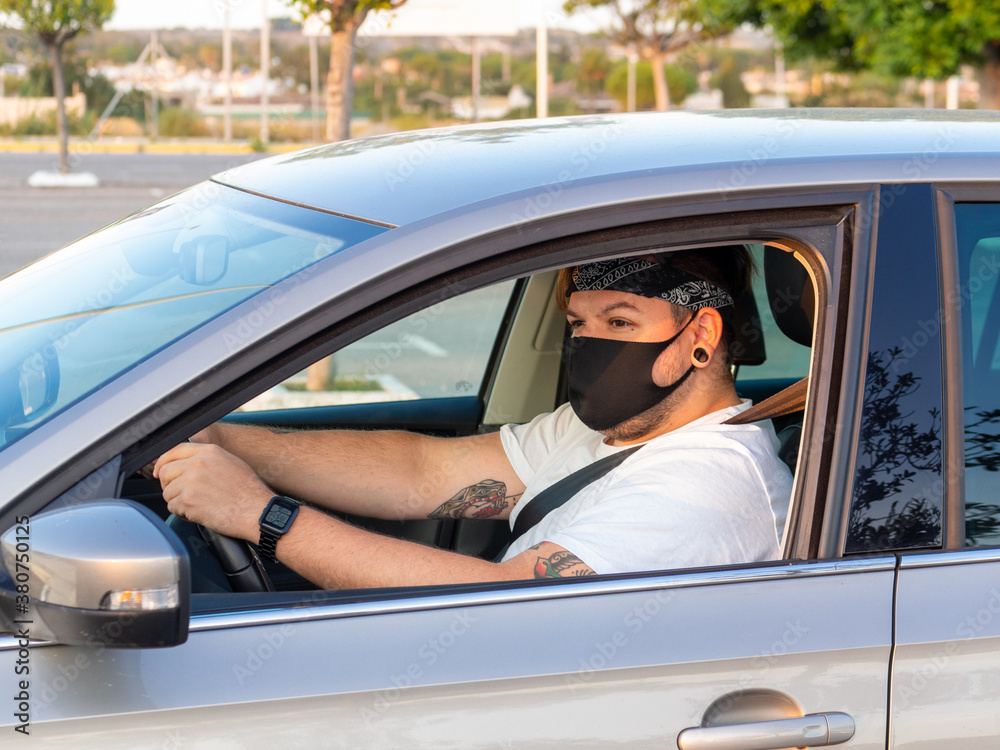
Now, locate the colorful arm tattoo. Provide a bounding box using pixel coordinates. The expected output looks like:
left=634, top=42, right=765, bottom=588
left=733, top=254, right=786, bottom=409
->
left=532, top=548, right=596, bottom=578
left=428, top=480, right=519, bottom=519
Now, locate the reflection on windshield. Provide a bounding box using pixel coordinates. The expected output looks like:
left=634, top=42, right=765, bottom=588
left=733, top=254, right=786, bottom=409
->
left=0, top=183, right=388, bottom=453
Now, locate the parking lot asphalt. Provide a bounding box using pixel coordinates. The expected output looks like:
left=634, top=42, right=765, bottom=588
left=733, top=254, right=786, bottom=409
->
left=0, top=150, right=274, bottom=278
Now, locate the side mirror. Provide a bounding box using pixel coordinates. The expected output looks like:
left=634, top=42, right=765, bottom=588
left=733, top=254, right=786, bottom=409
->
left=0, top=501, right=190, bottom=649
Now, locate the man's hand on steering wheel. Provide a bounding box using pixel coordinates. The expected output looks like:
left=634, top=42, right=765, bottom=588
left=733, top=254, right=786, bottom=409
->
left=154, top=442, right=272, bottom=542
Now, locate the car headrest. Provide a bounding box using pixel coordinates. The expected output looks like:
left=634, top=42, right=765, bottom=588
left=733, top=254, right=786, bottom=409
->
left=764, top=247, right=815, bottom=348
left=731, top=286, right=766, bottom=366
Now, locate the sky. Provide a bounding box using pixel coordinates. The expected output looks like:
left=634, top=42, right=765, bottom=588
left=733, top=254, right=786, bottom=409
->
left=104, top=0, right=603, bottom=33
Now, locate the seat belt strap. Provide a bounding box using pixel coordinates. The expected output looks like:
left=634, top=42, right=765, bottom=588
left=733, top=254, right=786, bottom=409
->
left=496, top=445, right=642, bottom=560
left=723, top=376, right=809, bottom=425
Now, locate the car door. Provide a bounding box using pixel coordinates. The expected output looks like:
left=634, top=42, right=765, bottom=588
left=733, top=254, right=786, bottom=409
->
left=1, top=187, right=893, bottom=747
left=3, top=560, right=893, bottom=748
left=882, top=190, right=1000, bottom=749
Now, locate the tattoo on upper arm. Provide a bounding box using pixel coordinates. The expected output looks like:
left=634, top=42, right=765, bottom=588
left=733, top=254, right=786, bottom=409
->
left=428, top=480, right=519, bottom=519
left=533, top=549, right=596, bottom=579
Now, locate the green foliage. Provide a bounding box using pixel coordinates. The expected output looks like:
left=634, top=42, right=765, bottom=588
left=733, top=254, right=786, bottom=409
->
left=743, top=0, right=1000, bottom=81
left=563, top=0, right=736, bottom=55
left=102, top=41, right=142, bottom=63
left=577, top=47, right=612, bottom=97
left=18, top=57, right=120, bottom=113
left=276, top=42, right=330, bottom=88
left=157, top=107, right=208, bottom=138
left=282, top=0, right=407, bottom=31
left=606, top=59, right=698, bottom=109
left=809, top=69, right=902, bottom=107
left=248, top=134, right=268, bottom=152
left=0, top=0, right=114, bottom=47
left=710, top=55, right=750, bottom=108
left=0, top=107, right=93, bottom=136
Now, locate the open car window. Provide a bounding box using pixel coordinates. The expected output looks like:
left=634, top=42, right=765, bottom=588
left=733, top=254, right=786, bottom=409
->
left=168, top=238, right=819, bottom=604
left=238, top=281, right=519, bottom=412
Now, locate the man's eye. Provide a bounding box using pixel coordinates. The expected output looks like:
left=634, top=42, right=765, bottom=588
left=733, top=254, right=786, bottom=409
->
left=609, top=319, right=632, bottom=329
left=568, top=320, right=585, bottom=329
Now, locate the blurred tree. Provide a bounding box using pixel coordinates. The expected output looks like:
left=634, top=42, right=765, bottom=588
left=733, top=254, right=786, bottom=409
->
left=710, top=54, right=750, bottom=107
left=564, top=0, right=735, bottom=110
left=740, top=0, right=1000, bottom=109
left=284, top=0, right=408, bottom=141
left=276, top=42, right=330, bottom=89
left=577, top=47, right=611, bottom=111
left=198, top=43, right=220, bottom=72
left=607, top=58, right=697, bottom=108
left=0, top=0, right=115, bottom=172
left=102, top=40, right=142, bottom=64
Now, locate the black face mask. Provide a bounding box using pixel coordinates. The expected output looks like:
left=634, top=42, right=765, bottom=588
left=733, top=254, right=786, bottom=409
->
left=564, top=315, right=695, bottom=433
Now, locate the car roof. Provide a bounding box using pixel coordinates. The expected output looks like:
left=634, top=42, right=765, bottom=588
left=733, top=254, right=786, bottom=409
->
left=213, top=108, right=1000, bottom=229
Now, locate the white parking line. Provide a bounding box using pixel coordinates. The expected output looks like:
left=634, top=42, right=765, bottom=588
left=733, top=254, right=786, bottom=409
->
left=346, top=335, right=448, bottom=357
left=407, top=334, right=448, bottom=357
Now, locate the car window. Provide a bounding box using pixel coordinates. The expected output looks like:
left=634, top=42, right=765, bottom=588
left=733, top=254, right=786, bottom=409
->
left=955, top=202, right=1000, bottom=547
left=736, top=244, right=812, bottom=382
left=238, top=280, right=519, bottom=411
left=846, top=184, right=944, bottom=554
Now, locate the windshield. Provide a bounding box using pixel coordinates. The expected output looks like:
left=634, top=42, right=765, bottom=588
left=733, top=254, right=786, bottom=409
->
left=0, top=183, right=388, bottom=453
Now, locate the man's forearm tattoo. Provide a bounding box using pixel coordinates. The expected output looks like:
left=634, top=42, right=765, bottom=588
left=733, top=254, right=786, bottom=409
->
left=532, top=548, right=596, bottom=579
left=428, top=480, right=519, bottom=519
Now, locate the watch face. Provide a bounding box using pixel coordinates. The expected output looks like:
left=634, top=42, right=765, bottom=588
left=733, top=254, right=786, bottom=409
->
left=262, top=498, right=298, bottom=531
left=265, top=506, right=293, bottom=527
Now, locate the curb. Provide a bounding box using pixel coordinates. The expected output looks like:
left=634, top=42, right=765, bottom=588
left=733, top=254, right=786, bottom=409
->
left=0, top=139, right=313, bottom=155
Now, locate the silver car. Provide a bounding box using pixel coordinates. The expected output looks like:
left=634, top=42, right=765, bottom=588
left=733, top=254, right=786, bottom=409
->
left=2, top=109, right=1000, bottom=748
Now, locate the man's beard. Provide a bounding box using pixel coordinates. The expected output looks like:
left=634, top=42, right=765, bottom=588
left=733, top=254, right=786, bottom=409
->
left=600, top=383, right=687, bottom=442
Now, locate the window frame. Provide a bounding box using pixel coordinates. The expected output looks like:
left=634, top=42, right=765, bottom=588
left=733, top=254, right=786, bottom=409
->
left=122, top=199, right=866, bottom=582
left=2, top=188, right=872, bottom=581
left=935, top=184, right=1000, bottom=550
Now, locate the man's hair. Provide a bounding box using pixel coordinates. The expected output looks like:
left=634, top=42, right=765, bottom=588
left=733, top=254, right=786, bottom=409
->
left=557, top=244, right=755, bottom=368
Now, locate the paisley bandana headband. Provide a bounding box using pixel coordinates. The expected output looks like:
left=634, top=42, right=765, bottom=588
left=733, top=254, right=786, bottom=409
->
left=567, top=257, right=735, bottom=314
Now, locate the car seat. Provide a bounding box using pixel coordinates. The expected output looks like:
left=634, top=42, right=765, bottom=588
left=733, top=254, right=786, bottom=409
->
left=763, top=247, right=815, bottom=471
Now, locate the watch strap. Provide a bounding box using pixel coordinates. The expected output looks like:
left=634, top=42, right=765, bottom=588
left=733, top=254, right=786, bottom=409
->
left=258, top=526, right=280, bottom=563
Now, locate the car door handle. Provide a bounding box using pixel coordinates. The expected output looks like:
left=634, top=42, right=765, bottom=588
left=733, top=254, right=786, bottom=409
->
left=677, top=711, right=855, bottom=750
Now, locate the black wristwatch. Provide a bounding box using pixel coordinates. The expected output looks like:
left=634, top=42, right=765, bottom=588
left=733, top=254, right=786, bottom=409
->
left=258, top=496, right=300, bottom=563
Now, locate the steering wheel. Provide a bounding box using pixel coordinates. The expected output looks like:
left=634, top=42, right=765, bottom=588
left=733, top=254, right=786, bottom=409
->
left=197, top=525, right=274, bottom=593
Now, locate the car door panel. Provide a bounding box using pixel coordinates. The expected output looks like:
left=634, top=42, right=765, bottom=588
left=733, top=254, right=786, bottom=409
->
left=891, top=552, right=1000, bottom=749
left=226, top=396, right=485, bottom=436
left=9, top=559, right=894, bottom=748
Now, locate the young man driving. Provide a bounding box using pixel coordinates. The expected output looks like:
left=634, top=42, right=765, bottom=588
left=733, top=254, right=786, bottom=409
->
left=154, top=247, right=792, bottom=589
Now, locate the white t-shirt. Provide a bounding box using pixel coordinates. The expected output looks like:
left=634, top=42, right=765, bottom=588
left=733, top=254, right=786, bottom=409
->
left=499, top=400, right=792, bottom=574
